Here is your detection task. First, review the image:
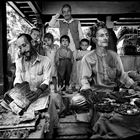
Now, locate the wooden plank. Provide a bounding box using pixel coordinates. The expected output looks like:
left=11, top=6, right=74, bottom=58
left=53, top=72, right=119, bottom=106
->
left=59, top=115, right=77, bottom=123
left=56, top=123, right=92, bottom=136
left=55, top=135, right=89, bottom=139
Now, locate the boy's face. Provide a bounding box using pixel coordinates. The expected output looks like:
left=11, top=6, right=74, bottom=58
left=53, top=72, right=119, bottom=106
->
left=44, top=37, right=53, bottom=46
left=61, top=38, right=69, bottom=47
left=96, top=28, right=109, bottom=48
left=80, top=41, right=89, bottom=51
left=31, top=30, right=40, bottom=41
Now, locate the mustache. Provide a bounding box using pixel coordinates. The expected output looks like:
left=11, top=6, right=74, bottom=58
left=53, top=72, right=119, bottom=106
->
left=21, top=51, right=30, bottom=56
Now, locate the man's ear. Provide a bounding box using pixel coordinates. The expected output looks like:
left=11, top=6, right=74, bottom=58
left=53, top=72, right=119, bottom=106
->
left=31, top=39, right=35, bottom=46
left=92, top=37, right=97, bottom=44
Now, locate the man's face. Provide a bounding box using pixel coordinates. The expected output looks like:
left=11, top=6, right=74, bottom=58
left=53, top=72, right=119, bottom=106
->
left=31, top=30, right=40, bottom=41
left=61, top=38, right=69, bottom=47
left=43, top=38, right=53, bottom=47
left=62, top=6, right=71, bottom=21
left=80, top=41, right=89, bottom=51
left=96, top=28, right=109, bottom=48
left=16, top=36, right=31, bottom=60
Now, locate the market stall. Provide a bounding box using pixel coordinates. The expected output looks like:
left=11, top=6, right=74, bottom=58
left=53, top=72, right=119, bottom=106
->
left=0, top=85, right=57, bottom=139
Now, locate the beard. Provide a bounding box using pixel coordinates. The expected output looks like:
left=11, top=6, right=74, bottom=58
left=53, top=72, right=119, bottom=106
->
left=22, top=51, right=31, bottom=61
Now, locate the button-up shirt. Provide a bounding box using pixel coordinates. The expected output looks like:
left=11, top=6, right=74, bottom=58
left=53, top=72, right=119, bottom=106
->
left=81, top=50, right=134, bottom=90
left=49, top=14, right=83, bottom=52
left=14, top=54, right=52, bottom=91
left=55, top=46, right=74, bottom=65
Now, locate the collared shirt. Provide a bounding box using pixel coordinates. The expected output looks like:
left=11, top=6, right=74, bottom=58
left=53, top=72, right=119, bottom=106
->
left=49, top=14, right=84, bottom=52
left=55, top=46, right=74, bottom=65
left=14, top=54, right=52, bottom=91
left=81, top=50, right=134, bottom=90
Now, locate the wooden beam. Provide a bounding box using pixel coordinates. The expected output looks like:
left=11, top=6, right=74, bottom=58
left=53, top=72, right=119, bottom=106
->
left=42, top=1, right=140, bottom=15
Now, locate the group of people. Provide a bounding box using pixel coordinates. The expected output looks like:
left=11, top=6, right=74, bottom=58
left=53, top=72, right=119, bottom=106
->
left=7, top=3, right=140, bottom=138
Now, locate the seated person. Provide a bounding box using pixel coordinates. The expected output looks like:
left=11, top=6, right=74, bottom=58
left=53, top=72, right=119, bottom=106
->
left=79, top=24, right=140, bottom=139
left=80, top=25, right=140, bottom=93
left=14, top=33, right=65, bottom=136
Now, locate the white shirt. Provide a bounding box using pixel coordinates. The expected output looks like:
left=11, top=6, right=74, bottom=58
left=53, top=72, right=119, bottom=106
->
left=14, top=54, right=52, bottom=91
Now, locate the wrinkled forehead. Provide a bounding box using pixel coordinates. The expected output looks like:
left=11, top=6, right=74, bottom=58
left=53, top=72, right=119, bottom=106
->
left=17, top=36, right=29, bottom=46
left=96, top=28, right=108, bottom=36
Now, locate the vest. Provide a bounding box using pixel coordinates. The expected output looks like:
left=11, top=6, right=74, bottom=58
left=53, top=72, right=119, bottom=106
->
left=59, top=20, right=80, bottom=50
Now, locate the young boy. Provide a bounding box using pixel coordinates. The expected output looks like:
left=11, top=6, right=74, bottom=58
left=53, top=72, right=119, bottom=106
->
left=55, top=35, right=74, bottom=92
left=30, top=28, right=44, bottom=55
left=43, top=32, right=59, bottom=90
left=75, top=38, right=91, bottom=90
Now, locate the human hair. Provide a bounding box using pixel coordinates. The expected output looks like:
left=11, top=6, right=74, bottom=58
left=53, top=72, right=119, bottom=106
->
left=80, top=38, right=90, bottom=46
left=60, top=35, right=70, bottom=43
left=44, top=32, right=54, bottom=42
left=17, top=33, right=32, bottom=43
left=61, top=4, right=72, bottom=12
left=30, top=28, right=40, bottom=34
left=90, top=21, right=107, bottom=37
left=17, top=33, right=37, bottom=54
left=95, top=22, right=107, bottom=36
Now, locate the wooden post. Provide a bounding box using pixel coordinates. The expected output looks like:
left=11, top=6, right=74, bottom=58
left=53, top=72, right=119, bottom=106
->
left=0, top=1, right=7, bottom=96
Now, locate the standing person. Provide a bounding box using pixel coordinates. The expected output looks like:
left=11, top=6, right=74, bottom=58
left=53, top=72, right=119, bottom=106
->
left=14, top=33, right=65, bottom=137
left=55, top=35, right=74, bottom=92
left=30, top=28, right=45, bottom=55
left=43, top=32, right=59, bottom=90
left=48, top=3, right=84, bottom=89
left=74, top=39, right=91, bottom=90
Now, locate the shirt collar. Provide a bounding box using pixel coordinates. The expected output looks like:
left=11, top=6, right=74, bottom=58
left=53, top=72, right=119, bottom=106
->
left=33, top=53, right=41, bottom=65
left=95, top=50, right=107, bottom=57
left=63, top=18, right=74, bottom=24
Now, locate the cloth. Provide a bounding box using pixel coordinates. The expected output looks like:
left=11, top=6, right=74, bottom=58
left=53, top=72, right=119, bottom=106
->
left=55, top=46, right=74, bottom=65
left=74, top=50, right=91, bottom=87
left=91, top=111, right=140, bottom=139
left=44, top=44, right=59, bottom=79
left=49, top=14, right=83, bottom=51
left=81, top=50, right=134, bottom=90
left=14, top=54, right=52, bottom=91
left=107, top=28, right=118, bottom=53
left=57, top=59, right=73, bottom=87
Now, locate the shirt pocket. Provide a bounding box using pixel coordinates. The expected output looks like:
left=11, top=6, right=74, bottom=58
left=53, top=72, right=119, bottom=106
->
left=37, top=67, right=43, bottom=76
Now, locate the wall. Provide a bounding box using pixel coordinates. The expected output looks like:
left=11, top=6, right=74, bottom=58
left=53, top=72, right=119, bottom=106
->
left=120, top=55, right=140, bottom=72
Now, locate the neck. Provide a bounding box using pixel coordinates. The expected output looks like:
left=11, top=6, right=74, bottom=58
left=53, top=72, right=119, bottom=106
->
left=96, top=46, right=107, bottom=55
left=65, top=16, right=72, bottom=22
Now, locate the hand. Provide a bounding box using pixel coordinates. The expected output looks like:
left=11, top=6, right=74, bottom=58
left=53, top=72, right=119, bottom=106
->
left=134, top=85, right=140, bottom=91
left=26, top=91, right=39, bottom=102
left=80, top=89, right=98, bottom=105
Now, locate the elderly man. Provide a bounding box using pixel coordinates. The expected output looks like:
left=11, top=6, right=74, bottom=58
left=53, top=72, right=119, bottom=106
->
left=14, top=33, right=64, bottom=138
left=80, top=25, right=139, bottom=91
left=80, top=24, right=140, bottom=139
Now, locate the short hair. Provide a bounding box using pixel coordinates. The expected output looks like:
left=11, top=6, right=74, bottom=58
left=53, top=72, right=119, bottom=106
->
left=60, top=35, right=70, bottom=43
left=90, top=21, right=107, bottom=37
left=17, top=33, right=32, bottom=43
left=80, top=38, right=89, bottom=45
left=44, top=32, right=54, bottom=42
left=30, top=28, right=40, bottom=34
left=61, top=4, right=71, bottom=12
